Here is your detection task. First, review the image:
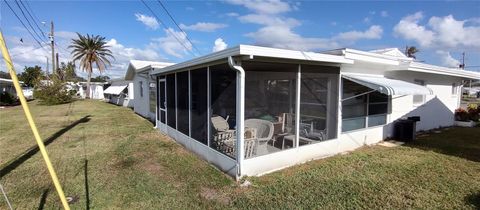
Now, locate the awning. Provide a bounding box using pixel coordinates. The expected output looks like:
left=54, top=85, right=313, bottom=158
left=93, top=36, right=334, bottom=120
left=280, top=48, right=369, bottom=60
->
left=342, top=74, right=433, bottom=95
left=104, top=85, right=127, bottom=95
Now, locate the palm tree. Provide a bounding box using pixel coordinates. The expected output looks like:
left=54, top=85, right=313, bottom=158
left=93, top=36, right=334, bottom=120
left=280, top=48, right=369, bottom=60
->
left=69, top=33, right=114, bottom=98
left=405, top=46, right=419, bottom=59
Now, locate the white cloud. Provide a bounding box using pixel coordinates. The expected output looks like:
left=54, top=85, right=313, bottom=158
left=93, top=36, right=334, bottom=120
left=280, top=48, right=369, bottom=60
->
left=246, top=25, right=338, bottom=51
left=436, top=50, right=461, bottom=68
left=226, top=12, right=239, bottom=17
left=380, top=11, right=388, bottom=17
left=212, top=38, right=228, bottom=52
left=150, top=28, right=192, bottom=58
left=225, top=0, right=292, bottom=14
left=394, top=12, right=480, bottom=49
left=179, top=22, right=228, bottom=32
left=225, top=0, right=382, bottom=52
left=335, top=25, right=383, bottom=42
left=135, top=13, right=159, bottom=30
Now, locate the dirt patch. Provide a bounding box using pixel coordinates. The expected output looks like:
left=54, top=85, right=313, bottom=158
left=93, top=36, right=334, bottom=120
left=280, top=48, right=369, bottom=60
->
left=199, top=187, right=231, bottom=205
left=140, top=159, right=164, bottom=174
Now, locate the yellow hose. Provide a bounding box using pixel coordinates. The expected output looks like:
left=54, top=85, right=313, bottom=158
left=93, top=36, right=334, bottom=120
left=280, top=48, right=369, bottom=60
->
left=0, top=30, right=71, bottom=210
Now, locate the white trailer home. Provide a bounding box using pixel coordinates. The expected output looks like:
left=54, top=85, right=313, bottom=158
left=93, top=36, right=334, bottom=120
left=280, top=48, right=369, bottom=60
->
left=104, top=79, right=133, bottom=107
left=149, top=45, right=480, bottom=179
left=124, top=60, right=174, bottom=121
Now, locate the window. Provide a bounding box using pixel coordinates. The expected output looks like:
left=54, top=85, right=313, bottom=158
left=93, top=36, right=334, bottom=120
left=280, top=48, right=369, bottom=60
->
left=342, top=79, right=389, bottom=132
left=413, top=79, right=425, bottom=105
left=177, top=71, right=189, bottom=135
left=139, top=81, right=143, bottom=97
left=190, top=68, right=208, bottom=145
left=166, top=74, right=176, bottom=128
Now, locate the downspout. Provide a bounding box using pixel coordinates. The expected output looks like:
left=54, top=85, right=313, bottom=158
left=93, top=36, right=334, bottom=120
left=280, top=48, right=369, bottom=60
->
left=228, top=56, right=245, bottom=180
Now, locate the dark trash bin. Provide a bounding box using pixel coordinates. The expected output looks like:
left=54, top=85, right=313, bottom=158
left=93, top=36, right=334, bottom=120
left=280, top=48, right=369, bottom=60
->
left=394, top=116, right=420, bottom=142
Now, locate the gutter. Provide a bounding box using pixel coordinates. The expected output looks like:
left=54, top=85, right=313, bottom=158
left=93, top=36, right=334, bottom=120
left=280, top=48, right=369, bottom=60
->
left=227, top=56, right=245, bottom=180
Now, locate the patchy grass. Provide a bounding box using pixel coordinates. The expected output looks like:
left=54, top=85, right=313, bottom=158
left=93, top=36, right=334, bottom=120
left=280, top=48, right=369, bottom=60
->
left=0, top=100, right=479, bottom=209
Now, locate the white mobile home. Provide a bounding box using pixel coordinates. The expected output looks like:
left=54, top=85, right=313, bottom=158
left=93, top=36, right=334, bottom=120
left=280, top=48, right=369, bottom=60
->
left=124, top=60, right=174, bottom=121
left=149, top=45, right=480, bottom=179
left=78, top=82, right=107, bottom=99
left=104, top=79, right=133, bottom=107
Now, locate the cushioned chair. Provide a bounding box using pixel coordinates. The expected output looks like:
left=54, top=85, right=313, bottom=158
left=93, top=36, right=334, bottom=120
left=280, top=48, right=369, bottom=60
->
left=245, top=119, right=274, bottom=155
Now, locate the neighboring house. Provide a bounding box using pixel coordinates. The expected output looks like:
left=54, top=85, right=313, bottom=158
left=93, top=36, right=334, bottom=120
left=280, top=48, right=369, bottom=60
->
left=124, top=60, right=174, bottom=121
left=104, top=79, right=133, bottom=107
left=0, top=78, right=17, bottom=97
left=0, top=78, right=32, bottom=100
left=78, top=82, right=107, bottom=99
left=147, top=45, right=480, bottom=178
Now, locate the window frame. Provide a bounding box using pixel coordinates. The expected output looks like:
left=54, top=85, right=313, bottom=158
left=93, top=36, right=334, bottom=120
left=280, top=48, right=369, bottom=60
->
left=341, top=79, right=389, bottom=133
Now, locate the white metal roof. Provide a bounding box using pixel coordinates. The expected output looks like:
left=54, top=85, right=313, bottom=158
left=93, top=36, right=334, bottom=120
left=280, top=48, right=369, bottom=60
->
left=125, top=60, right=175, bottom=80
left=343, top=73, right=433, bottom=95
left=151, top=45, right=353, bottom=75
left=104, top=85, right=127, bottom=95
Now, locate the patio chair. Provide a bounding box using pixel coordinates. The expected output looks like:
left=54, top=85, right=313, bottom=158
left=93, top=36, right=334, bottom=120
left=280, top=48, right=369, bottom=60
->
left=245, top=119, right=274, bottom=155
left=211, top=116, right=236, bottom=152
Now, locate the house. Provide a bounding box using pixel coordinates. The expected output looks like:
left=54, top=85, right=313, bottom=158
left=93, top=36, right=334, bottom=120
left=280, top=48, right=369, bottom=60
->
left=124, top=60, right=174, bottom=121
left=0, top=78, right=17, bottom=97
left=78, top=82, right=107, bottom=99
left=147, top=45, right=480, bottom=178
left=0, top=78, right=33, bottom=100
left=104, top=79, right=133, bottom=107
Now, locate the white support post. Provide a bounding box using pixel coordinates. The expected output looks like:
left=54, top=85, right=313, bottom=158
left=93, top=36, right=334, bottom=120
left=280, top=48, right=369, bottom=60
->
left=295, top=64, right=301, bottom=148
left=228, top=56, right=245, bottom=179
left=207, top=67, right=211, bottom=147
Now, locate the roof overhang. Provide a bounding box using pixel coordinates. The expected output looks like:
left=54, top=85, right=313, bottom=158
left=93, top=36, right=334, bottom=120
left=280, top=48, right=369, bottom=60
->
left=343, top=73, right=433, bottom=95
left=323, top=48, right=413, bottom=66
left=391, top=62, right=480, bottom=80
left=104, top=85, right=127, bottom=95
left=125, top=60, right=175, bottom=80
left=152, top=45, right=353, bottom=75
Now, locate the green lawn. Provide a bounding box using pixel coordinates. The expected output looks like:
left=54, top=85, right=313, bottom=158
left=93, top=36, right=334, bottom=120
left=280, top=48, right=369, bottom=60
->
left=0, top=100, right=479, bottom=209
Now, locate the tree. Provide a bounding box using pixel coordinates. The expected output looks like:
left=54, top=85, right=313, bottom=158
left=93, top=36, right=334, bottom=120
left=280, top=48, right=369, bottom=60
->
left=17, top=65, right=44, bottom=87
left=405, top=46, right=419, bottom=59
left=56, top=61, right=84, bottom=82
left=0, top=71, right=11, bottom=79
left=69, top=33, right=114, bottom=98
left=90, top=75, right=110, bottom=82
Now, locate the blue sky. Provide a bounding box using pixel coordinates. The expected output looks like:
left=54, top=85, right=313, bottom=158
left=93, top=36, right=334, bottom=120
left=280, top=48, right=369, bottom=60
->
left=1, top=0, right=479, bottom=78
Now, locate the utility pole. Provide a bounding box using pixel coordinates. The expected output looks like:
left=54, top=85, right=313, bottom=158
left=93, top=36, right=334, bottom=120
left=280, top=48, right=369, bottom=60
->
left=45, top=56, right=49, bottom=76
left=56, top=53, right=59, bottom=71
left=461, top=52, right=465, bottom=69
left=49, top=21, right=55, bottom=75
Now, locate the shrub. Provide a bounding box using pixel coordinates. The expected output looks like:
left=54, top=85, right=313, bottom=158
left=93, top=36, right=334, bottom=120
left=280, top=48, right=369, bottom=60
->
left=467, top=103, right=480, bottom=122
left=33, top=78, right=74, bottom=105
left=0, top=92, right=19, bottom=106
left=455, top=108, right=469, bottom=122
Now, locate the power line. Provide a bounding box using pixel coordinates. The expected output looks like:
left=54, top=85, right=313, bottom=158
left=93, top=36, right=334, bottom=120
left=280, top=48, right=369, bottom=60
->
left=18, top=0, right=48, bottom=40
left=156, top=0, right=201, bottom=55
left=3, top=0, right=46, bottom=50
left=140, top=0, right=197, bottom=56
left=13, top=0, right=46, bottom=43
